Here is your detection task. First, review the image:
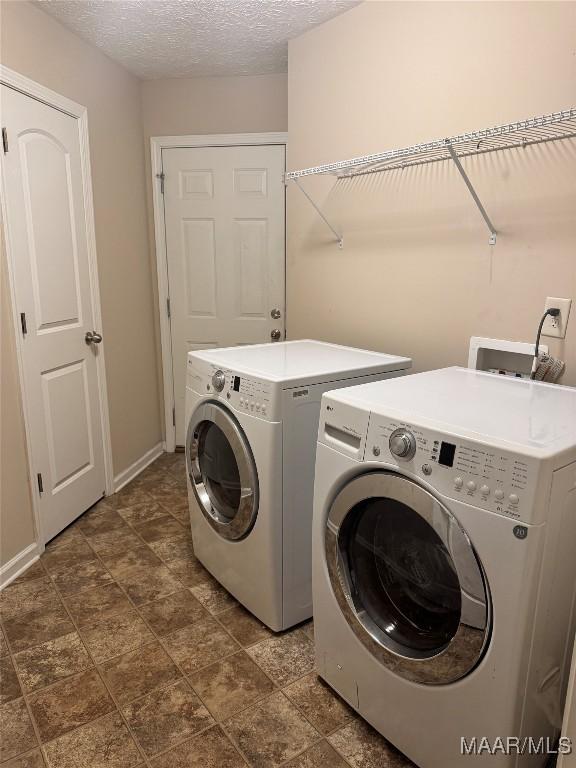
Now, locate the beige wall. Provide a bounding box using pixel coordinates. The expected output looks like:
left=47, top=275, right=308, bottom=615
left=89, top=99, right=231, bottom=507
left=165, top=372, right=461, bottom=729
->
left=1, top=229, right=36, bottom=566
left=141, top=74, right=287, bottom=139
left=287, top=1, right=576, bottom=384
left=140, top=73, right=288, bottom=427
left=0, top=1, right=162, bottom=562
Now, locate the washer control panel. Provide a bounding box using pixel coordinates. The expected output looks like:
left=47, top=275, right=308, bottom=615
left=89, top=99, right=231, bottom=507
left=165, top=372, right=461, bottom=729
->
left=366, top=417, right=539, bottom=524
left=188, top=358, right=275, bottom=421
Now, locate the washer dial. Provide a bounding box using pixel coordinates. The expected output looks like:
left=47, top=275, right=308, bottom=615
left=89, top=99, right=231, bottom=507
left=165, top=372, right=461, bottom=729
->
left=389, top=428, right=417, bottom=461
left=212, top=370, right=226, bottom=392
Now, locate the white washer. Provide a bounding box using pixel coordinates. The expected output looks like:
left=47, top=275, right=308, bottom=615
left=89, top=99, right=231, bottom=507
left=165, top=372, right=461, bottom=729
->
left=313, top=367, right=576, bottom=767
left=185, top=340, right=411, bottom=631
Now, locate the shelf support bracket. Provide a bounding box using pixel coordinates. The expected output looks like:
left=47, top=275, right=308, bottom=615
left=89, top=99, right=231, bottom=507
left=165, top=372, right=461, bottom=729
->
left=446, top=143, right=497, bottom=245
left=292, top=177, right=343, bottom=248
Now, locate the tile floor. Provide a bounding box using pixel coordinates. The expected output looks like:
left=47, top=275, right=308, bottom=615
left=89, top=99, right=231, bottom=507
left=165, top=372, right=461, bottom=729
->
left=0, top=452, right=413, bottom=768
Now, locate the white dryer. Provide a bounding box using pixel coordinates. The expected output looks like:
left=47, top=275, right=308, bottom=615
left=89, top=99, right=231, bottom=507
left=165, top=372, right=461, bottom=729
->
left=313, top=368, right=576, bottom=767
left=185, top=340, right=411, bottom=631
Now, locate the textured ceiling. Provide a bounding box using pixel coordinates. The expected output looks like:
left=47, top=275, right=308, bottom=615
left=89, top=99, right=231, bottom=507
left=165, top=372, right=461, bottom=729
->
left=36, top=0, right=360, bottom=79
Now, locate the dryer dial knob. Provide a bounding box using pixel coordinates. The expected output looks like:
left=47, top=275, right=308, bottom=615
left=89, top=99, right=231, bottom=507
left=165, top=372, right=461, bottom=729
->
left=212, top=370, right=225, bottom=392
left=389, top=429, right=417, bottom=460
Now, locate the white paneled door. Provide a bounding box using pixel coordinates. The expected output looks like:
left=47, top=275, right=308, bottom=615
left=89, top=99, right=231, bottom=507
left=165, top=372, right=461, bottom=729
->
left=1, top=84, right=108, bottom=542
left=162, top=144, right=286, bottom=445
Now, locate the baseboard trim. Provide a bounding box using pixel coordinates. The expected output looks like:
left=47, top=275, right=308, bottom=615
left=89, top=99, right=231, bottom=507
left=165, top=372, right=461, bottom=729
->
left=0, top=543, right=40, bottom=590
left=113, top=441, right=166, bottom=493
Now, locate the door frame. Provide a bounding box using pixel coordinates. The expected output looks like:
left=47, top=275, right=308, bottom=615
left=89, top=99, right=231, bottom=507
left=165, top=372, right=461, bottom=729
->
left=150, top=132, right=288, bottom=452
left=0, top=65, right=114, bottom=550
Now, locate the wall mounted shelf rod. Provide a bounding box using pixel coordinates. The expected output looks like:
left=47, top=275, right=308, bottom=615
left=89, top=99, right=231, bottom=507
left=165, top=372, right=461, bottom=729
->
left=285, top=108, right=576, bottom=248
left=292, top=177, right=343, bottom=248
left=445, top=143, right=497, bottom=245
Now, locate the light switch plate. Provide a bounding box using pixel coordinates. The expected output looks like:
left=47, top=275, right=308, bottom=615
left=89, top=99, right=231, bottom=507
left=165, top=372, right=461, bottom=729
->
left=542, top=297, right=572, bottom=339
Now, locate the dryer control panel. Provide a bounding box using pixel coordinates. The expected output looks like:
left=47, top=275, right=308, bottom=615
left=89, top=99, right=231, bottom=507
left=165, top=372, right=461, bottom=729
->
left=187, top=358, right=277, bottom=421
left=366, top=417, right=540, bottom=524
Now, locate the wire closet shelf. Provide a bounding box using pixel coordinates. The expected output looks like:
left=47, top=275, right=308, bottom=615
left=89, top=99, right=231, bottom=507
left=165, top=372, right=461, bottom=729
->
left=285, top=108, right=576, bottom=247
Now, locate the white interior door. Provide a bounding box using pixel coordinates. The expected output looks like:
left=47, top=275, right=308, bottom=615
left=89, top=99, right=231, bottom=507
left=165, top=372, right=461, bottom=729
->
left=1, top=84, right=108, bottom=543
left=162, top=144, right=286, bottom=446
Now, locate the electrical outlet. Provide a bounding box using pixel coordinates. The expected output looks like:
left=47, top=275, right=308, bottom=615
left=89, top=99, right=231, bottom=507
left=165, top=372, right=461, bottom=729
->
left=542, top=297, right=572, bottom=339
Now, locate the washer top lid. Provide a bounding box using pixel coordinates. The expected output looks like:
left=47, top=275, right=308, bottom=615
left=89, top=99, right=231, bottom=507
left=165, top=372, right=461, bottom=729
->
left=189, top=340, right=411, bottom=385
left=326, top=367, right=576, bottom=456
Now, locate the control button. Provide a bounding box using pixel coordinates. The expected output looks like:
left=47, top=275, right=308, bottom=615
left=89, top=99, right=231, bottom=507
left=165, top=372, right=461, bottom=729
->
left=466, top=481, right=476, bottom=492
left=255, top=403, right=261, bottom=412
left=454, top=477, right=463, bottom=488
left=389, top=428, right=417, bottom=461
left=261, top=404, right=267, bottom=415
left=212, top=370, right=226, bottom=392
left=480, top=485, right=490, bottom=496
left=422, top=463, right=432, bottom=476
left=495, top=489, right=505, bottom=501
left=509, top=493, right=519, bottom=505
left=372, top=446, right=381, bottom=457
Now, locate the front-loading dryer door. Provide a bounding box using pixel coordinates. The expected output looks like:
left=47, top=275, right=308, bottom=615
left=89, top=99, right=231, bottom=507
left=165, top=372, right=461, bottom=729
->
left=326, top=472, right=491, bottom=685
left=187, top=401, right=259, bottom=541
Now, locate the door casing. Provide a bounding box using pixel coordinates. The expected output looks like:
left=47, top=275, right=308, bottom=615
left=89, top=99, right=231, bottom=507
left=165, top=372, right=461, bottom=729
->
left=0, top=65, right=114, bottom=552
left=150, top=132, right=288, bottom=452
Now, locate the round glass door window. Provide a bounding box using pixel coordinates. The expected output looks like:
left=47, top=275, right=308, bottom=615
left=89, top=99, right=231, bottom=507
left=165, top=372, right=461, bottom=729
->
left=187, top=402, right=258, bottom=541
left=326, top=472, right=491, bottom=684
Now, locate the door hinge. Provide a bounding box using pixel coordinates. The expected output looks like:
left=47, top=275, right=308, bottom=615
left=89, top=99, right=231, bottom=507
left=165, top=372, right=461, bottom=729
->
left=156, top=172, right=165, bottom=194
left=166, top=297, right=171, bottom=318
left=172, top=407, right=176, bottom=427
left=20, top=312, right=27, bottom=336
left=2, top=127, right=8, bottom=154
left=37, top=473, right=44, bottom=494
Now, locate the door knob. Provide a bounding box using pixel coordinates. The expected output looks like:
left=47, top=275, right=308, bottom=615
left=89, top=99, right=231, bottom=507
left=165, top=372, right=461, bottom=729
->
left=270, top=329, right=282, bottom=341
left=270, top=308, right=281, bottom=319
left=85, top=331, right=103, bottom=345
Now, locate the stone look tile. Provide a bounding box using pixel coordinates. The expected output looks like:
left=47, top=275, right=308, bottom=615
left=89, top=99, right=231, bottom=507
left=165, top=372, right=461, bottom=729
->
left=247, top=630, right=315, bottom=687
left=301, top=620, right=314, bottom=642
left=63, top=583, right=131, bottom=627
left=44, top=525, right=85, bottom=551
left=3, top=603, right=75, bottom=654
left=77, top=506, right=126, bottom=536
left=123, top=678, right=213, bottom=756
left=283, top=673, right=353, bottom=735
left=164, top=555, right=209, bottom=588
left=0, top=626, right=9, bottom=657
left=117, top=500, right=167, bottom=526
left=51, top=559, right=113, bottom=596
left=43, top=711, right=141, bottom=768
left=132, top=514, right=184, bottom=543
left=328, top=718, right=414, bottom=767
left=99, top=641, right=181, bottom=706
left=284, top=740, right=349, bottom=767
left=114, top=563, right=183, bottom=605
left=138, top=590, right=207, bottom=636
left=86, top=526, right=144, bottom=556
left=0, top=698, right=38, bottom=762
left=0, top=656, right=22, bottom=704
left=224, top=691, right=319, bottom=768
left=189, top=650, right=274, bottom=721
left=150, top=725, right=244, bottom=768
left=11, top=560, right=46, bottom=584
left=190, top=578, right=238, bottom=615
left=217, top=605, right=273, bottom=648
left=147, top=534, right=194, bottom=564
left=114, top=484, right=154, bottom=509
left=2, top=748, right=46, bottom=768
left=164, top=616, right=239, bottom=676
left=100, top=545, right=162, bottom=577
left=28, top=668, right=114, bottom=742
left=14, top=631, right=92, bottom=693
left=41, top=539, right=96, bottom=574
left=0, top=577, right=60, bottom=620
left=80, top=608, right=154, bottom=663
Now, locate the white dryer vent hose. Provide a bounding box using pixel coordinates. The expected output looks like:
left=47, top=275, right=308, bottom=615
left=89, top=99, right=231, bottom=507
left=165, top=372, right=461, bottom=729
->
left=533, top=352, right=565, bottom=383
